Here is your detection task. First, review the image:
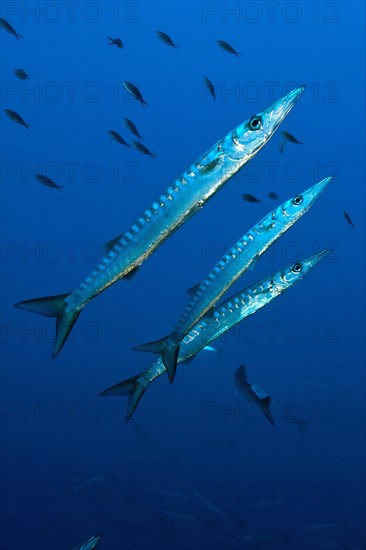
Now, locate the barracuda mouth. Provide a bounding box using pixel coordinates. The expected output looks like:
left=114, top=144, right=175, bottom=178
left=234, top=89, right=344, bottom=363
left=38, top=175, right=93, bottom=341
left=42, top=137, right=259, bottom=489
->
left=266, top=84, right=306, bottom=134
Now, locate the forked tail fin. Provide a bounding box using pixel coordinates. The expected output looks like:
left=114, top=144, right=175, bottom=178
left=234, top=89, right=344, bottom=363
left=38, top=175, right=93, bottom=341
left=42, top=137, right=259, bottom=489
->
left=133, top=337, right=180, bottom=383
left=14, top=293, right=80, bottom=358
left=100, top=374, right=148, bottom=421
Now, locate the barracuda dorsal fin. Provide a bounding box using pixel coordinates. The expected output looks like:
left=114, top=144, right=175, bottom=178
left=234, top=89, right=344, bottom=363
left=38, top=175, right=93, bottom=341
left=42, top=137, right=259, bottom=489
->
left=103, top=234, right=123, bottom=254
left=186, top=283, right=200, bottom=297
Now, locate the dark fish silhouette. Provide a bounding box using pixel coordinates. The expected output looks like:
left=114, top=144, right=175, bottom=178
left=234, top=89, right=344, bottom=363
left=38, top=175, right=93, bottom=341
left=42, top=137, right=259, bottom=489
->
left=343, top=210, right=355, bottom=229
left=268, top=192, right=279, bottom=200
left=156, top=31, right=178, bottom=49
left=0, top=17, right=22, bottom=39
left=4, top=109, right=31, bottom=129
left=281, top=131, right=303, bottom=144
left=217, top=40, right=240, bottom=57
left=124, top=117, right=143, bottom=141
left=242, top=193, right=261, bottom=204
left=123, top=81, right=148, bottom=107
left=132, top=141, right=157, bottom=158
left=108, top=130, right=130, bottom=147
left=234, top=365, right=274, bottom=425
left=35, top=174, right=63, bottom=191
left=107, top=36, right=123, bottom=48
left=14, top=68, right=29, bottom=80
left=279, top=139, right=286, bottom=154
left=204, top=76, right=216, bottom=101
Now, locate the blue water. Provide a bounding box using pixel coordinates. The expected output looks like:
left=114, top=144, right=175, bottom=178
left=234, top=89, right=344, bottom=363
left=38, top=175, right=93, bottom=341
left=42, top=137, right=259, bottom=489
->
left=1, top=2, right=365, bottom=549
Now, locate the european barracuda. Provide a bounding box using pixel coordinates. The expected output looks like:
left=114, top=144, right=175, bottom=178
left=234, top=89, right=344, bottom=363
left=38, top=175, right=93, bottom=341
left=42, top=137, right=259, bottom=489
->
left=100, top=249, right=330, bottom=420
left=14, top=86, right=304, bottom=358
left=135, top=177, right=332, bottom=382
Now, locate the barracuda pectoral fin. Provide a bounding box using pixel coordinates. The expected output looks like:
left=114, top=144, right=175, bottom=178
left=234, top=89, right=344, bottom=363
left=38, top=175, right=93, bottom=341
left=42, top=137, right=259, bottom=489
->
left=134, top=337, right=180, bottom=383
left=14, top=293, right=81, bottom=358
left=100, top=374, right=146, bottom=421
left=102, top=234, right=123, bottom=254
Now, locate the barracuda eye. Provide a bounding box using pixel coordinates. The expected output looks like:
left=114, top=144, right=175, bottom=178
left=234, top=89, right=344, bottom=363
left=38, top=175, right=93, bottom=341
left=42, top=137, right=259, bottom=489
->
left=292, top=195, right=303, bottom=206
left=292, top=263, right=302, bottom=273
left=248, top=116, right=262, bottom=131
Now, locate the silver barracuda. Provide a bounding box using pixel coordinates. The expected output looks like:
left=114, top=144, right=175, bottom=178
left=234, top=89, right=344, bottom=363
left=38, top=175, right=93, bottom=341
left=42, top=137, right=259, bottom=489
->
left=14, top=86, right=305, bottom=358
left=135, top=177, right=332, bottom=382
left=100, top=249, right=330, bottom=420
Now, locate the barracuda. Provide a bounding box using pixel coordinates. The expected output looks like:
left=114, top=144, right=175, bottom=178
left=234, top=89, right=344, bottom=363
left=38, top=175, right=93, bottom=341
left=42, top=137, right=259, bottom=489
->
left=100, top=249, right=330, bottom=420
left=135, top=177, right=332, bottom=382
left=14, top=86, right=304, bottom=358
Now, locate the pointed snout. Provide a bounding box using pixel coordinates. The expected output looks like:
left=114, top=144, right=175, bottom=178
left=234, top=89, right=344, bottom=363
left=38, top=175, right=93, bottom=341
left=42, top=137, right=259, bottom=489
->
left=265, top=84, right=306, bottom=129
left=303, top=248, right=331, bottom=270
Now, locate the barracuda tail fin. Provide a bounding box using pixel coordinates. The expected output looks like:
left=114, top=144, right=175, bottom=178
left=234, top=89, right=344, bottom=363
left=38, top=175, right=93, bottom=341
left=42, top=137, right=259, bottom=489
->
left=14, top=293, right=80, bottom=358
left=100, top=374, right=148, bottom=421
left=133, top=337, right=180, bottom=383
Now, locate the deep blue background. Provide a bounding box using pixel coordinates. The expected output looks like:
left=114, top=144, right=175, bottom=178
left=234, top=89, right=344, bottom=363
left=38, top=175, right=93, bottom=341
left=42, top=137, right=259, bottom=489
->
left=1, top=1, right=365, bottom=549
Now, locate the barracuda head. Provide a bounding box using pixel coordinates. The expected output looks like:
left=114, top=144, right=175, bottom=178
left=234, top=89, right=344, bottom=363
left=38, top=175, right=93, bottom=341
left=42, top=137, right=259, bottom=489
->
left=232, top=85, right=306, bottom=158
left=275, top=249, right=330, bottom=287
left=280, top=176, right=333, bottom=223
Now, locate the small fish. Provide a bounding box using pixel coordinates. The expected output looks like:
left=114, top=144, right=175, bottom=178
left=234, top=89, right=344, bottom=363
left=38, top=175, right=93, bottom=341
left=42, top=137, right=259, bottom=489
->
left=123, top=81, right=148, bottom=107
left=124, top=117, right=143, bottom=141
left=302, top=379, right=341, bottom=392
left=193, top=490, right=230, bottom=520
left=203, top=345, right=216, bottom=352
left=281, top=130, right=303, bottom=144
left=343, top=210, right=355, bottom=229
left=305, top=523, right=341, bottom=531
left=108, top=130, right=130, bottom=148
left=216, top=40, right=240, bottom=57
left=148, top=485, right=190, bottom=500
left=204, top=76, right=216, bottom=101
left=35, top=174, right=63, bottom=191
left=234, top=365, right=274, bottom=425
left=107, top=36, right=123, bottom=48
left=75, top=476, right=106, bottom=493
left=238, top=533, right=291, bottom=543
left=4, top=109, right=31, bottom=129
left=193, top=490, right=246, bottom=528
left=72, top=535, right=101, bottom=550
left=132, top=140, right=157, bottom=158
left=156, top=31, right=178, bottom=49
left=0, top=17, right=22, bottom=39
left=268, top=192, right=279, bottom=200
left=279, top=139, right=286, bottom=154
left=14, top=68, right=29, bottom=80
left=242, top=193, right=261, bottom=204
